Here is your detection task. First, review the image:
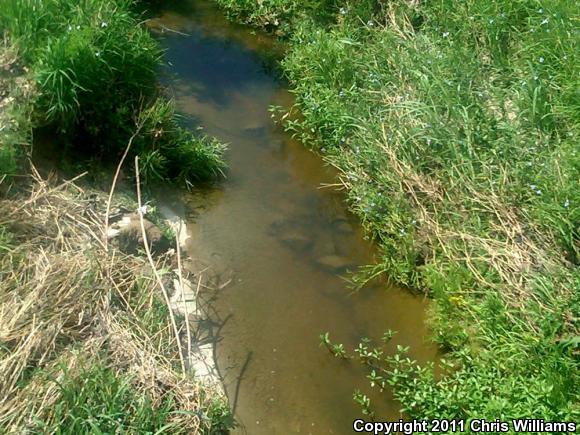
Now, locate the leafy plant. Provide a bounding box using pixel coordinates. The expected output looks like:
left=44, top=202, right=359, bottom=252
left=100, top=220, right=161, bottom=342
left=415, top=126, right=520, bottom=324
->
left=319, top=332, right=349, bottom=359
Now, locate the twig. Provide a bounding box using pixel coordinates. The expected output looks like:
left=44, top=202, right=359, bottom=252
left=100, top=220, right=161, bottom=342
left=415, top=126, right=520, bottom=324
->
left=175, top=223, right=193, bottom=371
left=194, top=275, right=203, bottom=317
left=159, top=24, right=191, bottom=37
left=134, top=156, right=186, bottom=374
left=104, top=124, right=144, bottom=250
left=13, top=171, right=87, bottom=214
left=140, top=19, right=191, bottom=36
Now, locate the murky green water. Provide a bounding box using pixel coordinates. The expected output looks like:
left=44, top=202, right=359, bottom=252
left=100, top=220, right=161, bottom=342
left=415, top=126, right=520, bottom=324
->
left=153, top=2, right=437, bottom=433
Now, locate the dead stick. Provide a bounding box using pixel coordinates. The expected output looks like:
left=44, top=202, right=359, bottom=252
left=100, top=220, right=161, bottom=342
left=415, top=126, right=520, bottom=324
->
left=134, top=156, right=186, bottom=374
left=175, top=222, right=193, bottom=371
left=194, top=275, right=203, bottom=317
left=104, top=125, right=143, bottom=250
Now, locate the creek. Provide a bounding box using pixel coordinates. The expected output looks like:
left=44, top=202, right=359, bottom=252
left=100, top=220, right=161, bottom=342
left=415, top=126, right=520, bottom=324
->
left=153, top=2, right=437, bottom=433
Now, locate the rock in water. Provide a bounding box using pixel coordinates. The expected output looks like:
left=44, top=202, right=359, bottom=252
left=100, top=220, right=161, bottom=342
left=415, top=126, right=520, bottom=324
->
left=280, top=231, right=314, bottom=253
left=270, top=219, right=314, bottom=253
left=333, top=218, right=354, bottom=235
left=312, top=234, right=337, bottom=258
left=316, top=255, right=353, bottom=273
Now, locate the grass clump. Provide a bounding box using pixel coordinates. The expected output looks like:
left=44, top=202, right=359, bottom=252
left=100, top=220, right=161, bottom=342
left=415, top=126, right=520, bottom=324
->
left=215, top=0, right=383, bottom=36
left=35, top=362, right=180, bottom=434
left=218, top=0, right=580, bottom=421
left=0, top=0, right=226, bottom=183
left=135, top=100, right=226, bottom=185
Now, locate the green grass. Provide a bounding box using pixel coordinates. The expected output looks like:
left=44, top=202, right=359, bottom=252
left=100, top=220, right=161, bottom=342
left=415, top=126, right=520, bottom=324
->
left=214, top=0, right=381, bottom=35
left=134, top=99, right=226, bottom=185
left=0, top=224, right=13, bottom=254
left=0, top=137, right=19, bottom=175
left=217, top=0, right=580, bottom=423
left=34, top=361, right=183, bottom=434
left=0, top=0, right=226, bottom=183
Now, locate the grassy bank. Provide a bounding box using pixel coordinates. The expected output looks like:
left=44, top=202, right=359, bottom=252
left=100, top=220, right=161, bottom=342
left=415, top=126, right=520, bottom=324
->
left=217, top=0, right=579, bottom=422
left=0, top=173, right=230, bottom=433
left=0, top=0, right=232, bottom=432
left=0, top=0, right=226, bottom=183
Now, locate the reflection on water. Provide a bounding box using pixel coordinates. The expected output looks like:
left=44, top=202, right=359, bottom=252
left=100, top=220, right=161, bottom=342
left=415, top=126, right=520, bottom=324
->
left=154, top=1, right=437, bottom=433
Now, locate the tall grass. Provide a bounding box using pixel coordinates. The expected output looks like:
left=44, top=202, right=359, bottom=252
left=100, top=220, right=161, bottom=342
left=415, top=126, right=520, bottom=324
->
left=0, top=0, right=226, bottom=183
left=218, top=0, right=579, bottom=421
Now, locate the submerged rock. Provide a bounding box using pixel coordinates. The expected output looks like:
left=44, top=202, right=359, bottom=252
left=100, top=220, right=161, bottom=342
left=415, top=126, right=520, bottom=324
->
left=333, top=218, right=354, bottom=235
left=316, top=255, right=353, bottom=273
left=270, top=220, right=314, bottom=254
left=243, top=125, right=267, bottom=138
left=279, top=231, right=314, bottom=253
left=312, top=233, right=337, bottom=258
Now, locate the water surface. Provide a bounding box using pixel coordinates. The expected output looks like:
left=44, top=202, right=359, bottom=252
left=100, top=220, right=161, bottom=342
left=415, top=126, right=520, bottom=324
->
left=154, top=2, right=437, bottom=433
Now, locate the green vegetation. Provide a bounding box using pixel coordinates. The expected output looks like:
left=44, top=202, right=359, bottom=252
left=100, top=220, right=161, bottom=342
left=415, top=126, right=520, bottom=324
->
left=0, top=0, right=226, bottom=182
left=0, top=40, right=33, bottom=175
left=36, top=362, right=180, bottom=433
left=215, top=0, right=381, bottom=36
left=218, top=0, right=579, bottom=422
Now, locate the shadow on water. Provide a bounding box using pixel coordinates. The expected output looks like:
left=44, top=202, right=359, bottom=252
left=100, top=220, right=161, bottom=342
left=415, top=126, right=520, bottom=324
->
left=153, top=1, right=438, bottom=433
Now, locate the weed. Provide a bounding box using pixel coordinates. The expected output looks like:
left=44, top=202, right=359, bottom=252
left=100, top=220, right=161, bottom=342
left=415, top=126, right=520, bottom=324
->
left=353, top=390, right=373, bottom=418
left=319, top=332, right=349, bottom=359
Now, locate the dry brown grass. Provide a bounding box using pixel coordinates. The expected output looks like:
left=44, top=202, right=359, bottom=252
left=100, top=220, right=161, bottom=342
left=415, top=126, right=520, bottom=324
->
left=0, top=167, right=223, bottom=433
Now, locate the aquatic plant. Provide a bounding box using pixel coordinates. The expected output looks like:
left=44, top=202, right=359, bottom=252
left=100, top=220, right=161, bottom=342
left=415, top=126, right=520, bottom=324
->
left=320, top=332, right=349, bottom=359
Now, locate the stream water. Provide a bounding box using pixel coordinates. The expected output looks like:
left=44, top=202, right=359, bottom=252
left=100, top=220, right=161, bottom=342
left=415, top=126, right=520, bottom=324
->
left=153, top=2, right=437, bottom=433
